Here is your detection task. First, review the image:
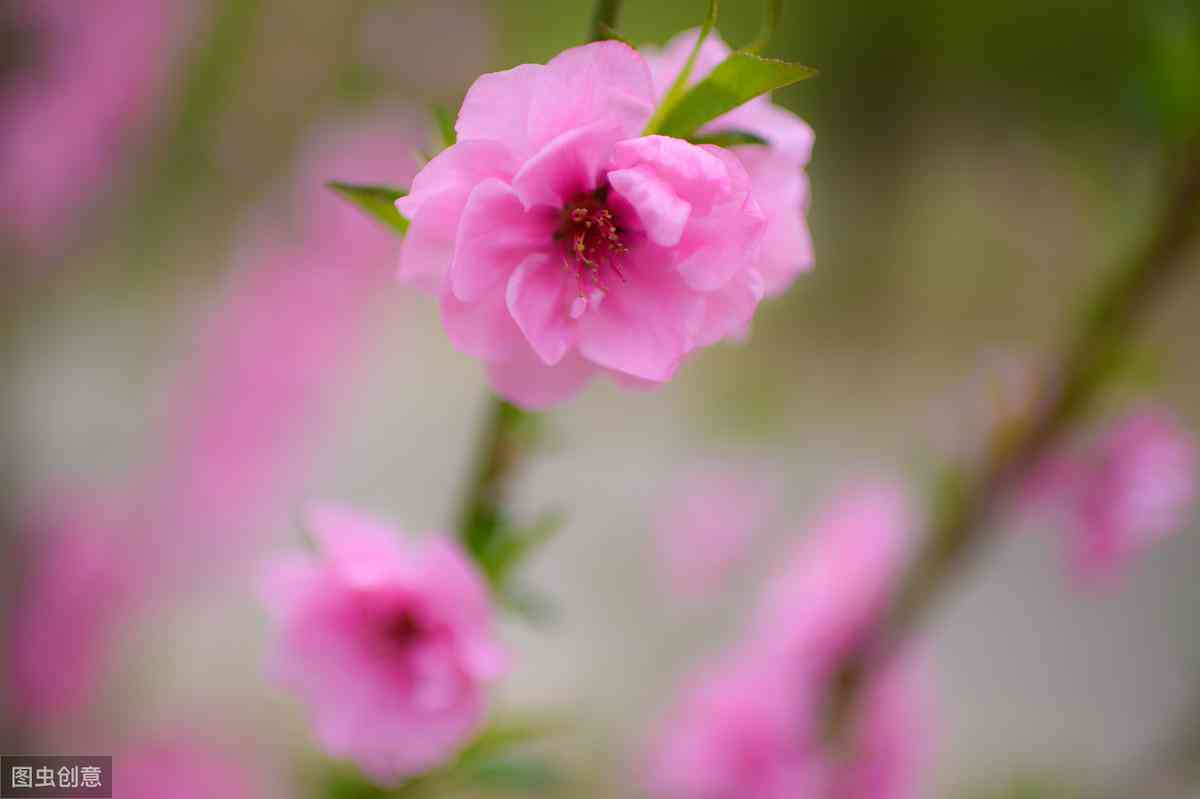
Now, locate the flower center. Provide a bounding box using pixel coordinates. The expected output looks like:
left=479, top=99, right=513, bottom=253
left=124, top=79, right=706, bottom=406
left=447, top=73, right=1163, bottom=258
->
left=555, top=187, right=628, bottom=318
left=383, top=609, right=425, bottom=651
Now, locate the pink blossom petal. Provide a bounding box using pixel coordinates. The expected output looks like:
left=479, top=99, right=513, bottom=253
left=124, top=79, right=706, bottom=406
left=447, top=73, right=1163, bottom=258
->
left=506, top=253, right=578, bottom=365
left=454, top=63, right=543, bottom=156
left=440, top=288, right=524, bottom=361
left=607, top=164, right=692, bottom=247
left=528, top=41, right=656, bottom=151
left=485, top=347, right=595, bottom=410
left=511, top=122, right=624, bottom=209
left=449, top=179, right=553, bottom=302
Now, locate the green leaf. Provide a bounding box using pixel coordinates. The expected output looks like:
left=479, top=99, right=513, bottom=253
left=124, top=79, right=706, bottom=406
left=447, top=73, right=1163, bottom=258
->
left=498, top=584, right=559, bottom=626
left=643, top=0, right=719, bottom=135
left=457, top=714, right=568, bottom=765
left=653, top=52, right=817, bottom=140
left=744, top=0, right=782, bottom=54
left=460, top=757, right=563, bottom=795
left=688, top=129, right=769, bottom=148
left=485, top=511, right=565, bottom=585
left=327, top=181, right=409, bottom=235
left=431, top=105, right=456, bottom=150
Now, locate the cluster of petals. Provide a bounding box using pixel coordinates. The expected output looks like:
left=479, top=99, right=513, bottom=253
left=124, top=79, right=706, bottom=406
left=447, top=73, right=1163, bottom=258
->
left=261, top=506, right=506, bottom=784
left=1024, top=404, right=1196, bottom=581
left=643, top=482, right=928, bottom=799
left=397, top=35, right=813, bottom=408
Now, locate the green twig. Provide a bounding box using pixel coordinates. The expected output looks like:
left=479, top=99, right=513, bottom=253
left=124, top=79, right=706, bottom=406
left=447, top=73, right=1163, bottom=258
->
left=590, top=0, right=622, bottom=42
left=455, top=398, right=530, bottom=567
left=827, top=140, right=1200, bottom=739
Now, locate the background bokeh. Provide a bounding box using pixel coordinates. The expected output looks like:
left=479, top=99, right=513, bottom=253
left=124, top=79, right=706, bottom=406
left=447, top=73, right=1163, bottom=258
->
left=3, top=0, right=1199, bottom=796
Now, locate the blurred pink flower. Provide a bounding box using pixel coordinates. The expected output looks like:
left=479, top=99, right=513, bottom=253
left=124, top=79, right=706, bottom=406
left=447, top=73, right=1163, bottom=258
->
left=7, top=496, right=140, bottom=722
left=829, top=656, right=929, bottom=799
left=641, top=30, right=815, bottom=295
left=115, top=736, right=265, bottom=799
left=643, top=658, right=824, bottom=799
left=1066, top=406, right=1196, bottom=580
left=653, top=466, right=776, bottom=604
left=399, top=40, right=795, bottom=408
left=261, top=506, right=506, bottom=784
left=0, top=0, right=197, bottom=257
left=150, top=118, right=419, bottom=583
left=644, top=482, right=928, bottom=799
left=751, top=482, right=914, bottom=678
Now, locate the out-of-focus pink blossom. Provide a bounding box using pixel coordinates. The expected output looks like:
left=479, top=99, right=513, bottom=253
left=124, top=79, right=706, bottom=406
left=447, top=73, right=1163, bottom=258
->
left=115, top=736, right=265, bottom=799
left=398, top=40, right=806, bottom=408
left=7, top=119, right=421, bottom=725
left=0, top=0, right=197, bottom=257
left=829, top=656, right=929, bottom=799
left=643, top=658, right=824, bottom=799
left=149, top=118, right=419, bottom=583
left=261, top=506, right=506, bottom=784
left=1067, top=406, right=1196, bottom=580
left=644, top=482, right=928, bottom=799
left=751, top=482, right=913, bottom=679
left=653, top=466, right=776, bottom=604
left=7, top=497, right=139, bottom=722
left=640, top=30, right=815, bottom=296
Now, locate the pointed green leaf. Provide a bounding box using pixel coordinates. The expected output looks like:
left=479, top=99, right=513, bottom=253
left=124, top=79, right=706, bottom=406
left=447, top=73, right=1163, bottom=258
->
left=744, top=0, right=782, bottom=54
left=689, top=129, right=769, bottom=148
left=327, top=181, right=409, bottom=235
left=653, top=52, right=816, bottom=140
left=643, top=0, right=719, bottom=135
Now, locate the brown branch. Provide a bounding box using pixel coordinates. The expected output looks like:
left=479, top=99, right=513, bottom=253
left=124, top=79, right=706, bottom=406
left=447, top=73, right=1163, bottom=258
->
left=828, top=139, right=1200, bottom=738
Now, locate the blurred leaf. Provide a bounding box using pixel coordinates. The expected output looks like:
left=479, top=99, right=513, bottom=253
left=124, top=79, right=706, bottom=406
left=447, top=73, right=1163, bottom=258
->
left=484, top=511, right=564, bottom=585
left=743, top=0, right=782, bottom=54
left=457, top=713, right=568, bottom=765
left=652, top=51, right=816, bottom=140
left=459, top=756, right=563, bottom=795
left=688, top=129, right=769, bottom=147
left=431, top=105, right=457, bottom=150
left=1145, top=3, right=1200, bottom=144
left=498, top=583, right=559, bottom=626
left=327, top=182, right=409, bottom=235
left=643, top=0, right=719, bottom=135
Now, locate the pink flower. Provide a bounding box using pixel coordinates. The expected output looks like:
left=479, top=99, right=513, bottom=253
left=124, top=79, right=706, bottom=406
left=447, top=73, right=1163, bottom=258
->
left=398, top=40, right=809, bottom=408
left=261, top=506, right=506, bottom=784
left=1067, top=406, right=1196, bottom=580
left=643, top=658, right=824, bottom=799
left=0, top=0, right=196, bottom=258
left=115, top=736, right=266, bottom=799
left=640, top=30, right=815, bottom=295
left=751, top=482, right=914, bottom=679
left=829, top=657, right=929, bottom=799
left=653, top=466, right=776, bottom=604
left=149, top=118, right=418, bottom=583
left=644, top=482, right=929, bottom=799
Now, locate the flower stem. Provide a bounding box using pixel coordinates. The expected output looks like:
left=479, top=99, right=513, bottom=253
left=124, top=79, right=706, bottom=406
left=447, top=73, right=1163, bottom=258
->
left=455, top=397, right=531, bottom=567
left=590, top=0, right=622, bottom=42
left=827, top=138, right=1200, bottom=739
